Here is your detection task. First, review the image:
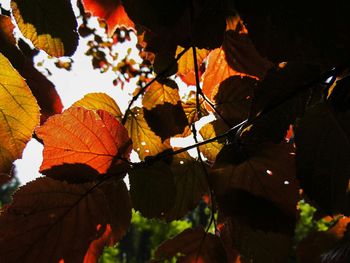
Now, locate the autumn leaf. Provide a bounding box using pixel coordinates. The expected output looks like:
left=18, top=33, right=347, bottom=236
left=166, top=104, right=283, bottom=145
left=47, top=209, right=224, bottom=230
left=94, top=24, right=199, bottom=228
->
left=36, top=107, right=132, bottom=174
left=176, top=46, right=209, bottom=86
left=234, top=1, right=350, bottom=66
left=164, top=152, right=208, bottom=221
left=0, top=15, right=63, bottom=123
left=142, top=80, right=180, bottom=110
left=73, top=92, right=122, bottom=121
left=199, top=120, right=227, bottom=163
left=246, top=63, right=321, bottom=144
left=154, top=227, right=227, bottom=263
left=129, top=160, right=176, bottom=219
left=220, top=216, right=293, bottom=263
left=81, top=0, right=134, bottom=36
left=212, top=142, right=299, bottom=216
left=296, top=103, right=350, bottom=215
left=124, top=107, right=170, bottom=160
left=202, top=48, right=242, bottom=100
left=222, top=30, right=273, bottom=79
left=0, top=177, right=131, bottom=263
left=213, top=75, right=257, bottom=126
left=11, top=0, right=78, bottom=57
left=0, top=52, right=40, bottom=175
left=144, top=102, right=188, bottom=141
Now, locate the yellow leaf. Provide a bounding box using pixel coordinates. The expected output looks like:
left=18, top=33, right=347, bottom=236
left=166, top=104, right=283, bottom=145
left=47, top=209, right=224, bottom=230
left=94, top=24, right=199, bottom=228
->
left=124, top=107, right=170, bottom=160
left=11, top=0, right=78, bottom=57
left=73, top=93, right=122, bottom=121
left=142, top=80, right=180, bottom=110
left=0, top=52, right=40, bottom=174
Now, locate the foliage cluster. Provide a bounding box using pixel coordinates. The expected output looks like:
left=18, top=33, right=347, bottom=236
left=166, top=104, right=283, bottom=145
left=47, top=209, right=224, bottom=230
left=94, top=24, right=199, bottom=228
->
left=0, top=0, right=350, bottom=262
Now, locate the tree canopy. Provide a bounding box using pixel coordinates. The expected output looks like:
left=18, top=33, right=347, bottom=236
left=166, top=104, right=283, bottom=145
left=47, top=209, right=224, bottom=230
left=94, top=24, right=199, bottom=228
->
left=1, top=0, right=350, bottom=262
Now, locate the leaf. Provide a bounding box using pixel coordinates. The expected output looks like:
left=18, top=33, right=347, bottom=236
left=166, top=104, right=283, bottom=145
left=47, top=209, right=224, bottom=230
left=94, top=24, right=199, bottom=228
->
left=213, top=75, right=257, bottom=126
left=36, top=107, right=132, bottom=174
left=129, top=160, right=176, bottom=219
left=234, top=1, right=350, bottom=66
left=81, top=0, right=134, bottom=36
left=0, top=177, right=131, bottom=263
left=73, top=92, right=122, bottom=121
left=202, top=48, right=243, bottom=100
left=296, top=103, right=350, bottom=215
left=222, top=30, right=273, bottom=79
left=11, top=0, right=78, bottom=57
left=142, top=80, right=180, bottom=110
left=212, top=142, right=299, bottom=216
left=0, top=52, right=40, bottom=174
left=144, top=102, right=188, bottom=141
left=246, top=63, right=321, bottom=144
left=220, top=216, right=293, bottom=263
left=199, top=120, right=227, bottom=163
left=0, top=15, right=63, bottom=123
left=164, top=152, right=208, bottom=221
left=176, top=46, right=209, bottom=86
left=297, top=217, right=350, bottom=263
left=124, top=107, right=170, bottom=160
left=154, top=227, right=227, bottom=263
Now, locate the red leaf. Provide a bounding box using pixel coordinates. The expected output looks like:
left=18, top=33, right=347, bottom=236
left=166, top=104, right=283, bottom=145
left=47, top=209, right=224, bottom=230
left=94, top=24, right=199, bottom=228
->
left=36, top=107, right=132, bottom=174
left=82, top=0, right=134, bottom=35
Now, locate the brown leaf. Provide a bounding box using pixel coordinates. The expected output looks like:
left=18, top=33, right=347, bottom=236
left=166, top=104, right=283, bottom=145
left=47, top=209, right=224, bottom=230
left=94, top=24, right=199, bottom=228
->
left=296, top=103, right=350, bottom=215
left=0, top=177, right=131, bottom=263
left=36, top=107, right=132, bottom=174
left=155, top=227, right=227, bottom=263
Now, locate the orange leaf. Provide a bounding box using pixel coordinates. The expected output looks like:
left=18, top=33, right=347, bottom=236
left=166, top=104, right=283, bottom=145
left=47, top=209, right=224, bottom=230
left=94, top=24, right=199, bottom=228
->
left=0, top=177, right=131, bottom=263
left=36, top=107, right=132, bottom=174
left=82, top=0, right=134, bottom=36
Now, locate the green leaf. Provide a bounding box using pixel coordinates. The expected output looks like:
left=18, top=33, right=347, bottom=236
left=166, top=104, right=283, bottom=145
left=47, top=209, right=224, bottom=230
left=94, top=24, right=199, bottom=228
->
left=0, top=52, right=40, bottom=175
left=11, top=0, right=78, bottom=57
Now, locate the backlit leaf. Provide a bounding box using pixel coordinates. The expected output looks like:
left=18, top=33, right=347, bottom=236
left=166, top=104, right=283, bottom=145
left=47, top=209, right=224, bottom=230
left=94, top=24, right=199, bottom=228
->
left=81, top=0, right=134, bottom=36
left=0, top=52, right=40, bottom=175
left=176, top=46, right=209, bottom=86
left=212, top=142, right=299, bottom=215
left=142, top=80, right=180, bottom=110
left=73, top=92, right=122, bottom=121
left=144, top=102, right=188, bottom=141
left=0, top=15, right=63, bottom=123
left=164, top=152, right=208, bottom=221
left=202, top=48, right=242, bottom=100
left=11, top=0, right=78, bottom=57
left=124, top=107, right=170, bottom=160
left=36, top=107, right=132, bottom=174
left=154, top=227, right=227, bottom=263
left=129, top=160, right=176, bottom=219
left=199, top=120, right=227, bottom=163
left=0, top=177, right=131, bottom=263
left=296, top=103, right=350, bottom=215
left=213, top=76, right=257, bottom=126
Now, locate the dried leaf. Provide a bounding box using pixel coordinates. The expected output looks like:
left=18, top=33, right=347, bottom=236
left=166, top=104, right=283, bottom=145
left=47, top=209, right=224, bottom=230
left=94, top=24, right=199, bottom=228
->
left=124, top=107, right=170, bottom=160
left=0, top=52, right=40, bottom=174
left=11, top=0, right=78, bottom=57
left=0, top=177, right=131, bottom=263
left=36, top=107, right=132, bottom=174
